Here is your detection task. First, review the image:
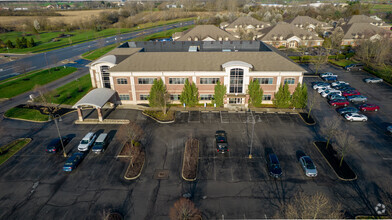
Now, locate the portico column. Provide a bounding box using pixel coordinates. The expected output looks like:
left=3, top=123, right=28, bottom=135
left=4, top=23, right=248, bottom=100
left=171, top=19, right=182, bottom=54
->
left=77, top=107, right=83, bottom=121
left=97, top=107, right=103, bottom=122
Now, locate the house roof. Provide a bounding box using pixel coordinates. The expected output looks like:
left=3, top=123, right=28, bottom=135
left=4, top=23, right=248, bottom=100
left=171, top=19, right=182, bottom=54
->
left=347, top=15, right=384, bottom=24
left=341, top=23, right=392, bottom=39
left=289, top=16, right=332, bottom=28
left=89, top=48, right=141, bottom=66
left=73, top=88, right=116, bottom=109
left=108, top=51, right=305, bottom=72
left=226, top=16, right=270, bottom=29
left=260, top=22, right=323, bottom=41
left=176, top=25, right=237, bottom=41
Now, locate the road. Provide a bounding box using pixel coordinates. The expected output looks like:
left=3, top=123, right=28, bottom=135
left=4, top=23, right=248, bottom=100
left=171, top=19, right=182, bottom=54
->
left=0, top=20, right=194, bottom=81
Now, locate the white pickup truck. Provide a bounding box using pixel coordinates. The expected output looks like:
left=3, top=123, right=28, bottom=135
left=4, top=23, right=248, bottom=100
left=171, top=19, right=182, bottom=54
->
left=320, top=72, right=338, bottom=78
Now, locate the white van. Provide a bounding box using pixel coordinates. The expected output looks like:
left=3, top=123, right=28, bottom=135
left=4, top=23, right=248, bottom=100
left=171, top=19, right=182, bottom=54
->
left=92, top=133, right=108, bottom=153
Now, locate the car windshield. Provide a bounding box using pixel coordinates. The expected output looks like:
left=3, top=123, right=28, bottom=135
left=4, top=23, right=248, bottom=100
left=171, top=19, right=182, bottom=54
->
left=217, top=137, right=226, bottom=142
left=272, top=163, right=280, bottom=169
left=81, top=140, right=89, bottom=144
left=94, top=142, right=103, bottom=147
left=64, top=162, right=73, bottom=165
left=304, top=158, right=315, bottom=169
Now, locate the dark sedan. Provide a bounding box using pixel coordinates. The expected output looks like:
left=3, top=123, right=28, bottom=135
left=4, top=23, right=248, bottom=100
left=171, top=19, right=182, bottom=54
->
left=336, top=107, right=360, bottom=115
left=63, top=152, right=86, bottom=172
left=267, top=154, right=282, bottom=178
left=46, top=137, right=70, bottom=153
left=215, top=130, right=229, bottom=153
left=358, top=104, right=380, bottom=112
left=329, top=99, right=349, bottom=107
left=342, top=90, right=361, bottom=97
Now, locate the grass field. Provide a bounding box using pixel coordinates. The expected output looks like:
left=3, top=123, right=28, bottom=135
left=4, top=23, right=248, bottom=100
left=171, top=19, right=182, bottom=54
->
left=0, top=66, right=77, bottom=98
left=48, top=74, right=92, bottom=105
left=0, top=17, right=195, bottom=53
left=132, top=25, right=193, bottom=41
left=370, top=4, right=392, bottom=13
left=0, top=138, right=31, bottom=165
left=5, top=107, right=49, bottom=121
left=328, top=59, right=357, bottom=67
left=82, top=44, right=117, bottom=60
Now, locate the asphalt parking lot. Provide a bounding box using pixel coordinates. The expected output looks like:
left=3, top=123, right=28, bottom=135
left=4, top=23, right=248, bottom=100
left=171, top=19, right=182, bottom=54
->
left=1, top=63, right=392, bottom=219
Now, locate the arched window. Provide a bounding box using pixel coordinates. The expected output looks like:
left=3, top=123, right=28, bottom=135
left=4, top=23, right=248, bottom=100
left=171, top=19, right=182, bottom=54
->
left=229, top=68, right=244, bottom=94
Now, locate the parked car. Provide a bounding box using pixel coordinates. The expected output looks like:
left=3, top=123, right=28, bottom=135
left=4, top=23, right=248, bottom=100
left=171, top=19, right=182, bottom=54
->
left=92, top=133, right=108, bottom=154
left=267, top=154, right=282, bottom=178
left=215, top=130, right=229, bottom=153
left=333, top=84, right=352, bottom=90
left=311, top=81, right=326, bottom=86
left=77, top=132, right=97, bottom=152
left=46, top=137, right=70, bottom=153
left=299, top=156, right=317, bottom=177
left=321, top=90, right=341, bottom=98
left=329, top=99, right=349, bottom=107
left=342, top=90, right=361, bottom=97
left=344, top=113, right=368, bottom=122
left=347, top=95, right=367, bottom=103
left=364, top=77, right=383, bottom=83
left=317, top=87, right=330, bottom=93
left=345, top=63, right=364, bottom=71
left=387, top=125, right=392, bottom=134
left=323, top=76, right=338, bottom=82
left=327, top=94, right=345, bottom=101
left=336, top=107, right=360, bottom=115
left=320, top=72, right=337, bottom=78
left=331, top=81, right=349, bottom=87
left=358, top=104, right=380, bottom=112
left=313, top=83, right=330, bottom=90
left=339, top=86, right=356, bottom=92
left=63, top=152, right=86, bottom=172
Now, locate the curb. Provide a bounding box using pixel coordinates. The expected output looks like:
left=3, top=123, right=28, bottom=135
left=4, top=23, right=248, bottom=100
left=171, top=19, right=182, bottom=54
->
left=298, top=112, right=316, bottom=125
left=181, top=139, right=199, bottom=182
left=3, top=108, right=77, bottom=123
left=312, top=142, right=357, bottom=181
left=0, top=138, right=32, bottom=166
left=142, top=111, right=175, bottom=124
left=124, top=152, right=145, bottom=180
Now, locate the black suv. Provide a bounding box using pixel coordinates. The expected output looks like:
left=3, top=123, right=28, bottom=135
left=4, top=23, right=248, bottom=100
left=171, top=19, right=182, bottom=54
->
left=46, top=137, right=70, bottom=153
left=267, top=154, right=282, bottom=178
left=345, top=63, right=364, bottom=71
left=215, top=130, right=228, bottom=153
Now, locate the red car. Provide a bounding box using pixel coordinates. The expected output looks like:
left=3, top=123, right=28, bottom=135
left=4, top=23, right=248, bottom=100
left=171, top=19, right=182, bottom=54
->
left=358, top=104, right=380, bottom=112
left=329, top=99, right=349, bottom=107
left=342, top=90, right=361, bottom=97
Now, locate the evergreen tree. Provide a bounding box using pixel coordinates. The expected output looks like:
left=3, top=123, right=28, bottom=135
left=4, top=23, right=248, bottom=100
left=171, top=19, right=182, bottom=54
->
left=21, top=36, right=28, bottom=48
left=291, top=83, right=302, bottom=108
left=15, top=37, right=22, bottom=49
left=300, top=83, right=308, bottom=109
left=273, top=83, right=291, bottom=108
left=247, top=79, right=263, bottom=107
left=213, top=81, right=226, bottom=107
left=180, top=79, right=199, bottom=107
left=148, top=79, right=169, bottom=114
left=27, top=37, right=35, bottom=48
left=0, top=39, right=4, bottom=48
left=6, top=40, right=14, bottom=49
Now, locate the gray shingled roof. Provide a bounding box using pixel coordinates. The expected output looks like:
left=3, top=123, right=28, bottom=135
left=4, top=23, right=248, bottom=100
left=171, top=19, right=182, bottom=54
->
left=341, top=23, right=392, bottom=39
left=88, top=48, right=141, bottom=66
left=261, top=22, right=322, bottom=41
left=226, top=16, right=271, bottom=29
left=108, top=51, right=305, bottom=72
left=73, top=88, right=116, bottom=109
left=347, top=15, right=383, bottom=24
left=289, top=16, right=332, bottom=28
left=176, top=25, right=237, bottom=41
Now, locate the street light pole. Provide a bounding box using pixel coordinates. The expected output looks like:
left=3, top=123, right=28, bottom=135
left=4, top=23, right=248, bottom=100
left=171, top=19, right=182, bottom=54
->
left=52, top=114, right=67, bottom=157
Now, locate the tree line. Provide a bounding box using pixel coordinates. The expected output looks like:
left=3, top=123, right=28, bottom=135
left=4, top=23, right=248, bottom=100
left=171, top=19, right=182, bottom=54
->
left=0, top=37, right=35, bottom=49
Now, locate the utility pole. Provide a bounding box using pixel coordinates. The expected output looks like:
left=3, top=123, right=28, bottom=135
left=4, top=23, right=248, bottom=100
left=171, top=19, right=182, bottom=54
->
left=53, top=114, right=67, bottom=157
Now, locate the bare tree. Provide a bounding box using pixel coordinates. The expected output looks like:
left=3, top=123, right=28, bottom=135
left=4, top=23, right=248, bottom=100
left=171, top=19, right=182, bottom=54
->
left=279, top=192, right=343, bottom=219
left=307, top=93, right=318, bottom=119
left=322, top=118, right=341, bottom=149
left=330, top=27, right=344, bottom=59
left=169, top=198, right=201, bottom=220
left=118, top=121, right=144, bottom=144
left=336, top=131, right=356, bottom=167
left=313, top=47, right=328, bottom=74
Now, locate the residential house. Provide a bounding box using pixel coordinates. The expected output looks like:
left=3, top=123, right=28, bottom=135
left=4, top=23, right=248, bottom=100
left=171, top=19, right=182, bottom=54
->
left=288, top=16, right=333, bottom=33
left=346, top=15, right=392, bottom=31
left=222, top=16, right=271, bottom=39
left=172, top=25, right=238, bottom=41
left=340, top=23, right=392, bottom=46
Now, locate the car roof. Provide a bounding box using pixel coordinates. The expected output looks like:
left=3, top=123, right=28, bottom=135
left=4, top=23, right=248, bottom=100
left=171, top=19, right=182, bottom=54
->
left=48, top=138, right=60, bottom=145
left=82, top=132, right=95, bottom=140
left=96, top=133, right=108, bottom=142
left=269, top=154, right=279, bottom=163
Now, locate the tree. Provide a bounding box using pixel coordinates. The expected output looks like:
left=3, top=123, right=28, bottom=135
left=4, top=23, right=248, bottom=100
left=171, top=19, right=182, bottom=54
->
left=15, top=37, right=22, bottom=49
left=21, top=36, right=28, bottom=48
left=273, top=83, right=291, bottom=108
left=118, top=121, right=144, bottom=143
left=213, top=81, right=226, bottom=107
left=307, top=93, right=318, bottom=119
left=169, top=198, right=201, bottom=220
left=148, top=79, right=169, bottom=115
left=330, top=27, right=344, bottom=59
left=180, top=79, right=199, bottom=107
left=247, top=79, right=263, bottom=107
left=322, top=118, right=341, bottom=149
left=279, top=192, right=343, bottom=219
left=313, top=47, right=328, bottom=74
left=336, top=131, right=355, bottom=167
left=291, top=83, right=307, bottom=109
left=6, top=40, right=14, bottom=49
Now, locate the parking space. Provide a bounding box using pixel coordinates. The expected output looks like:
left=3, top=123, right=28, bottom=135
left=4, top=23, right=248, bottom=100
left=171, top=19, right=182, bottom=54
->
left=188, top=111, right=200, bottom=123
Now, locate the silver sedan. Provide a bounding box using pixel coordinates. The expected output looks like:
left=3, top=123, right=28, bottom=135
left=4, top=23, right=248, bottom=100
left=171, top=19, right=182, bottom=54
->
left=347, top=95, right=367, bottom=103
left=364, top=78, right=383, bottom=83
left=299, top=156, right=317, bottom=177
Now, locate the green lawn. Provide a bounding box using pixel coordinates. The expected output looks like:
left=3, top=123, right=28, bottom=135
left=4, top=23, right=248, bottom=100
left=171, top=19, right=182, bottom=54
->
left=48, top=74, right=92, bottom=105
left=0, top=66, right=77, bottom=98
left=0, top=17, right=195, bottom=54
left=328, top=59, right=357, bottom=67
left=132, top=25, right=193, bottom=41
left=82, top=44, right=117, bottom=61
left=364, top=65, right=392, bottom=84
left=4, top=107, right=49, bottom=121
left=0, top=138, right=31, bottom=165
left=370, top=4, right=392, bottom=13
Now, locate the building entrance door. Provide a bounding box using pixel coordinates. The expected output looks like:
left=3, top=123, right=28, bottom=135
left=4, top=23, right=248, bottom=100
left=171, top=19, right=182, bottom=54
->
left=229, top=98, right=242, bottom=104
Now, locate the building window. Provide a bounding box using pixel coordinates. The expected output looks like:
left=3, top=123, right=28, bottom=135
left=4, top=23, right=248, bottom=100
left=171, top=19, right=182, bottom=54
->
left=200, top=78, right=219, bottom=84
left=140, top=94, right=149, bottom=100
left=169, top=78, right=186, bottom=84
left=254, top=78, right=273, bottom=84
left=284, top=78, right=295, bottom=85
left=100, top=66, right=111, bottom=89
left=138, top=78, right=155, bottom=84
left=170, top=94, right=180, bottom=101
left=200, top=94, right=213, bottom=100
left=229, top=68, right=244, bottom=93
left=117, top=78, right=128, bottom=84
left=263, top=95, right=272, bottom=101
left=119, top=95, right=130, bottom=100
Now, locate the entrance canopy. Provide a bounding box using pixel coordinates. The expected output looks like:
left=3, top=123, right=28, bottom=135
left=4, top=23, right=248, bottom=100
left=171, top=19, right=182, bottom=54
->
left=73, top=88, right=116, bottom=109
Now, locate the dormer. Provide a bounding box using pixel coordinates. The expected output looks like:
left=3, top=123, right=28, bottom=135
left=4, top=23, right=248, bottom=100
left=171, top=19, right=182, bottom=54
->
left=194, top=37, right=199, bottom=41
left=218, top=37, right=223, bottom=41
left=302, top=35, right=306, bottom=40
left=188, top=37, right=192, bottom=41
left=308, top=35, right=313, bottom=40
left=225, top=37, right=229, bottom=41
left=279, top=36, right=284, bottom=40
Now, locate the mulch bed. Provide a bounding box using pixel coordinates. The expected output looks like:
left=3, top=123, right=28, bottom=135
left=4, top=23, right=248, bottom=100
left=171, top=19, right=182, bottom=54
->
left=123, top=142, right=145, bottom=179
left=314, top=141, right=356, bottom=180
left=182, top=138, right=199, bottom=180
left=15, top=104, right=74, bottom=116
left=143, top=110, right=175, bottom=122
left=299, top=112, right=316, bottom=125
